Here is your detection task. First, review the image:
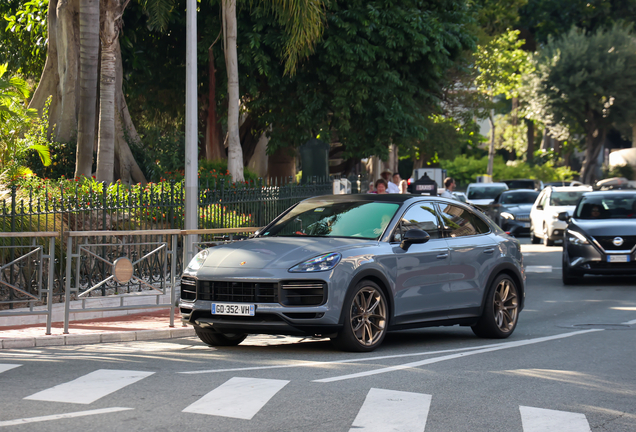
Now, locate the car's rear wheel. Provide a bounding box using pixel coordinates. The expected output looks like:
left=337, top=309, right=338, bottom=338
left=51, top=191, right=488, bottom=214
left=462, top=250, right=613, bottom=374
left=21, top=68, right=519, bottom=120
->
left=332, top=280, right=388, bottom=352
left=562, top=253, right=583, bottom=285
left=543, top=224, right=554, bottom=246
left=194, top=327, right=247, bottom=346
left=472, top=274, right=519, bottom=338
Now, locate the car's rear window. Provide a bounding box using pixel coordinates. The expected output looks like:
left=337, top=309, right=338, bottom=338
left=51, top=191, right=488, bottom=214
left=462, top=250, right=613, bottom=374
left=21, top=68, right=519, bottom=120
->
left=262, top=201, right=400, bottom=239
left=467, top=186, right=507, bottom=200
left=550, top=191, right=586, bottom=206
left=500, top=191, right=539, bottom=204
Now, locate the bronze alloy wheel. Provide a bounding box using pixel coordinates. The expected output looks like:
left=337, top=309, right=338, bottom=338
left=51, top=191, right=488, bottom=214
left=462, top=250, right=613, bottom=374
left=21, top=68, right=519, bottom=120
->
left=472, top=274, right=520, bottom=338
left=349, top=286, right=387, bottom=347
left=493, top=277, right=519, bottom=333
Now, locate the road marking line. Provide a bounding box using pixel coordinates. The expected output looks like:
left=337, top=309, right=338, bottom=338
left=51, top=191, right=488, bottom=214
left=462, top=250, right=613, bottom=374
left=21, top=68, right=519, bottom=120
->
left=24, top=369, right=154, bottom=404
left=182, top=377, right=289, bottom=420
left=623, top=318, right=636, bottom=325
left=349, top=388, right=431, bottom=432
left=520, top=406, right=591, bottom=432
left=526, top=265, right=555, bottom=273
left=179, top=342, right=543, bottom=375
left=313, top=329, right=603, bottom=383
left=0, top=407, right=133, bottom=427
left=0, top=364, right=21, bottom=374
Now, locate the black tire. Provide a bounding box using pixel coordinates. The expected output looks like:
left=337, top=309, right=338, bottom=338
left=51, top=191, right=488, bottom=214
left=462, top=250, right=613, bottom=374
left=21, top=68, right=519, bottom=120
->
left=332, top=280, right=389, bottom=352
left=472, top=274, right=519, bottom=339
left=543, top=225, right=554, bottom=246
left=562, top=253, right=582, bottom=285
left=194, top=327, right=247, bottom=346
left=530, top=226, right=541, bottom=244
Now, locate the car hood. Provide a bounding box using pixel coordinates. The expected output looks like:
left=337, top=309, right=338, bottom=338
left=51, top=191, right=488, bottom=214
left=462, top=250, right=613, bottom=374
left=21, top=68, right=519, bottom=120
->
left=570, top=219, right=636, bottom=237
left=198, top=237, right=376, bottom=270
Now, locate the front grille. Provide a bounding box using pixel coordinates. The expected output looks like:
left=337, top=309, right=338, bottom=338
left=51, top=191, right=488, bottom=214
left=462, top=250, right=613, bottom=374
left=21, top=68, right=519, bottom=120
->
left=593, top=236, right=636, bottom=252
left=180, top=276, right=197, bottom=300
left=516, top=213, right=530, bottom=222
left=198, top=280, right=278, bottom=303
left=280, top=281, right=326, bottom=306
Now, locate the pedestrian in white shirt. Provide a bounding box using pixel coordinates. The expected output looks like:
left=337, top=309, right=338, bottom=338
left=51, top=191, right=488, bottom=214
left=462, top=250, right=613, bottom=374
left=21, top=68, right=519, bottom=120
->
left=440, top=177, right=456, bottom=199
left=381, top=170, right=401, bottom=194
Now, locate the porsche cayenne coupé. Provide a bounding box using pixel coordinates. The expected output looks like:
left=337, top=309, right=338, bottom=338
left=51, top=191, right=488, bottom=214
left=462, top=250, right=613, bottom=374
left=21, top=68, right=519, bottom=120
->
left=180, top=194, right=525, bottom=351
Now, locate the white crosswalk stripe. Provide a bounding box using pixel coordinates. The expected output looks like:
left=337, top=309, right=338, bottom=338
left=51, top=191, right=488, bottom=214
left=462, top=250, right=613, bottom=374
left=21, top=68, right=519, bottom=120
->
left=0, top=364, right=21, bottom=374
left=525, top=265, right=555, bottom=273
left=24, top=369, right=155, bottom=405
left=349, top=388, right=432, bottom=432
left=182, top=377, right=289, bottom=420
left=520, top=406, right=591, bottom=432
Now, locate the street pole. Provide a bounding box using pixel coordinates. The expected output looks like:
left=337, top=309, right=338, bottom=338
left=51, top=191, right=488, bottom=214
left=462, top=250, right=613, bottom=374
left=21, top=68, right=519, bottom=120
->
left=185, top=0, right=198, bottom=264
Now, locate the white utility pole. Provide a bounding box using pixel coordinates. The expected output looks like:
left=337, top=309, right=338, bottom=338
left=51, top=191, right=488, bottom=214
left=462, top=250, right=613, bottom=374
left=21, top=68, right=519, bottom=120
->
left=185, top=0, right=198, bottom=262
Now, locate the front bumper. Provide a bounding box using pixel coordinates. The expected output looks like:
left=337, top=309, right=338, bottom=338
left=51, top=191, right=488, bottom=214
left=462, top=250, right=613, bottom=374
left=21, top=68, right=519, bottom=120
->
left=547, top=220, right=567, bottom=240
left=178, top=270, right=348, bottom=337
left=501, top=219, right=531, bottom=236
left=564, top=243, right=636, bottom=275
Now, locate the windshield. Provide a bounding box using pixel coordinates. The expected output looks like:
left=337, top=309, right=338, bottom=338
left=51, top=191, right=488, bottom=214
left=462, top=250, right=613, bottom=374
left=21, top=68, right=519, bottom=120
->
left=261, top=200, right=400, bottom=239
left=550, top=191, right=587, bottom=206
left=467, top=186, right=507, bottom=200
left=504, top=180, right=535, bottom=189
left=500, top=191, right=539, bottom=204
left=575, top=194, right=636, bottom=219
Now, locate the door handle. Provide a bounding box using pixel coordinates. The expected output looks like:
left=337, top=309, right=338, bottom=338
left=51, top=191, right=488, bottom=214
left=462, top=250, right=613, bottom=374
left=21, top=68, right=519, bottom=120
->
left=436, top=253, right=449, bottom=259
left=484, top=248, right=495, bottom=254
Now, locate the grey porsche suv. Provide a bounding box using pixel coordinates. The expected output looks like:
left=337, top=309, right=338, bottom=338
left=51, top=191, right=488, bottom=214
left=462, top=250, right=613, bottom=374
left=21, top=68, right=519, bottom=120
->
left=180, top=194, right=525, bottom=352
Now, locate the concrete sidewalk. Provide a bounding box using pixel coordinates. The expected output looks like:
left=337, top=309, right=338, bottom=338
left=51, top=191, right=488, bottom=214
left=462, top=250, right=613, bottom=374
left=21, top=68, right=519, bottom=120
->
left=0, top=309, right=195, bottom=349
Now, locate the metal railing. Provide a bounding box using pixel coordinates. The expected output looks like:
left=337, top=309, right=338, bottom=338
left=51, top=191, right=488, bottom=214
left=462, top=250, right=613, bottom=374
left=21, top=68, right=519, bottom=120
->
left=0, top=232, right=56, bottom=334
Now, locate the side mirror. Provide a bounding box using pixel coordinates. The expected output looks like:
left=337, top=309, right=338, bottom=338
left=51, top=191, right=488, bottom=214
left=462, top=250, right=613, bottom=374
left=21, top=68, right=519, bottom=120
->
left=557, top=212, right=569, bottom=222
left=400, top=229, right=430, bottom=251
left=536, top=205, right=544, bottom=210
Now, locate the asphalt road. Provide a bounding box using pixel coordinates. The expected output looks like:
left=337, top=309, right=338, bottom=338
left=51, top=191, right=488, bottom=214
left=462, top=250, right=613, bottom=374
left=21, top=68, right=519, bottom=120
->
left=1, top=238, right=635, bottom=432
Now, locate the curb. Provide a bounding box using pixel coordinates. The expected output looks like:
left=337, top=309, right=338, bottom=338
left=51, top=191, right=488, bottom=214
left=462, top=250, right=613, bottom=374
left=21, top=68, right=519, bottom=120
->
left=0, top=327, right=196, bottom=350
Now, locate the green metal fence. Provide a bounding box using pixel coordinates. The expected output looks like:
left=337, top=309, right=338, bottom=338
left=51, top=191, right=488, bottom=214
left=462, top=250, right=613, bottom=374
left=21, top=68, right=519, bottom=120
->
left=0, top=178, right=334, bottom=309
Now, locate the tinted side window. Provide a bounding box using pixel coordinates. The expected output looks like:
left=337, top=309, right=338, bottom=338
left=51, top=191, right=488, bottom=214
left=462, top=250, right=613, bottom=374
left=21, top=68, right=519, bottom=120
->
left=439, top=203, right=490, bottom=237
left=394, top=203, right=441, bottom=241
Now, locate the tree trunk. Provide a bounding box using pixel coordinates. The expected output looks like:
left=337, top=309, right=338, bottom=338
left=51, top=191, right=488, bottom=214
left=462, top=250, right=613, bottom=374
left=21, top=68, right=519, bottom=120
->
left=487, top=111, right=495, bottom=176
left=29, top=0, right=80, bottom=142
left=525, top=119, right=534, bottom=165
left=223, top=0, right=245, bottom=182
left=95, top=0, right=120, bottom=183
left=267, top=146, right=296, bottom=183
left=75, top=0, right=100, bottom=178
left=580, top=128, right=606, bottom=185
left=206, top=46, right=225, bottom=161
left=632, top=123, right=636, bottom=148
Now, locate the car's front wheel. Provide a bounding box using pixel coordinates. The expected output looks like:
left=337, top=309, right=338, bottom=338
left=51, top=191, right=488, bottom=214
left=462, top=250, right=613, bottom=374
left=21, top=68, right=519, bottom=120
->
left=543, top=224, right=554, bottom=246
left=530, top=224, right=541, bottom=244
left=472, top=274, right=519, bottom=338
left=332, top=280, right=388, bottom=352
left=194, top=327, right=247, bottom=346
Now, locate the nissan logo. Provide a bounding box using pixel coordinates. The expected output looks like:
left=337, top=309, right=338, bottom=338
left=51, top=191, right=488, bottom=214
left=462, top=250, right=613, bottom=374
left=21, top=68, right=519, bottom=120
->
left=613, top=237, right=624, bottom=247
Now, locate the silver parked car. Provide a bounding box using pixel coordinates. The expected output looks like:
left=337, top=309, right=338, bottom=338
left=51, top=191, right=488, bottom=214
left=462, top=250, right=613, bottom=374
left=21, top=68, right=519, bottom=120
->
left=180, top=194, right=525, bottom=352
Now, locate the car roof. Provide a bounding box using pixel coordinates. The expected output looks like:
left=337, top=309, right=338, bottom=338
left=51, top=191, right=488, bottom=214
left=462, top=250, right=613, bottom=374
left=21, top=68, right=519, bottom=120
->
left=501, top=188, right=537, bottom=194
left=467, top=182, right=508, bottom=188
left=580, top=190, right=636, bottom=197
left=303, top=194, right=462, bottom=205
left=550, top=186, right=593, bottom=192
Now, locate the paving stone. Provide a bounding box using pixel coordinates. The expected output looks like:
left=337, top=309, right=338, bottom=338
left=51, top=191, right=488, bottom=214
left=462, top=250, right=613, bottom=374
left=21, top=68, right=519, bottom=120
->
left=3, top=338, right=36, bottom=349
left=65, top=334, right=101, bottom=345
left=100, top=332, right=136, bottom=343
left=35, top=336, right=66, bottom=347
left=135, top=329, right=171, bottom=341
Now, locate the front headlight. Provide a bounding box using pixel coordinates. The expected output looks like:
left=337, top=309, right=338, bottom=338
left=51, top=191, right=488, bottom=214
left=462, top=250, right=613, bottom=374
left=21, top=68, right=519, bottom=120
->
left=500, top=212, right=515, bottom=220
left=289, top=252, right=341, bottom=272
left=186, top=249, right=209, bottom=271
left=551, top=212, right=561, bottom=219
left=567, top=230, right=589, bottom=245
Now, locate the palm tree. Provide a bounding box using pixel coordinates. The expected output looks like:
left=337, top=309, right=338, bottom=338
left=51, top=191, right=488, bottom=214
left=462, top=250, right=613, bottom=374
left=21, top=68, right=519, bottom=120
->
left=223, top=0, right=325, bottom=181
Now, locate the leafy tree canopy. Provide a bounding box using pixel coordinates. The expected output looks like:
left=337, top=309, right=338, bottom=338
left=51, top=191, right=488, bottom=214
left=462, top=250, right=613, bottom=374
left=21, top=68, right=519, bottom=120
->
left=243, top=0, right=476, bottom=161
left=519, top=0, right=636, bottom=44
left=0, top=0, right=48, bottom=79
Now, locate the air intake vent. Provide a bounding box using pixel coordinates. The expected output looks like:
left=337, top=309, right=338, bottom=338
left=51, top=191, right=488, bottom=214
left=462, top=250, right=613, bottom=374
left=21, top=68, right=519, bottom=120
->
left=280, top=281, right=326, bottom=306
left=198, top=281, right=278, bottom=303
left=180, top=276, right=197, bottom=300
